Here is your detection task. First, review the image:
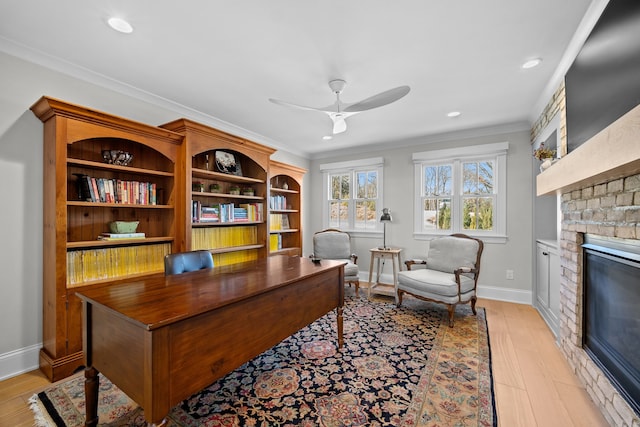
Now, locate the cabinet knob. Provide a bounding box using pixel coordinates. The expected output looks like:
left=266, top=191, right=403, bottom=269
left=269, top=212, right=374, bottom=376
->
left=542, top=251, right=549, bottom=256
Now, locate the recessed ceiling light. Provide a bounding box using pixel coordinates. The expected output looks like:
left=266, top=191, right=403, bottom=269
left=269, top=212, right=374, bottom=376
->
left=322, top=135, right=333, bottom=140
left=447, top=111, right=461, bottom=118
left=107, top=17, right=133, bottom=34
left=522, top=58, right=542, bottom=69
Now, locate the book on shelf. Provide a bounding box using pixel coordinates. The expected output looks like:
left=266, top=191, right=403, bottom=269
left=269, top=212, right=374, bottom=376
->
left=98, top=232, right=146, bottom=240
left=270, top=234, right=279, bottom=252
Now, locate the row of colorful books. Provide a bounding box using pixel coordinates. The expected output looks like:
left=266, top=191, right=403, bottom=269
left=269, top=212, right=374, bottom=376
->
left=77, top=174, right=158, bottom=205
left=269, top=213, right=290, bottom=231
left=192, top=201, right=264, bottom=223
left=269, top=194, right=288, bottom=210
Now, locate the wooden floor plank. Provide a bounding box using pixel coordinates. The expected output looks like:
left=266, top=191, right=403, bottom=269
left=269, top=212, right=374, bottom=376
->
left=494, top=382, right=538, bottom=426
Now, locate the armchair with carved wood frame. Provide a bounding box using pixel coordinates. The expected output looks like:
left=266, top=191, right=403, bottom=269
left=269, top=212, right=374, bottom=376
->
left=397, top=233, right=483, bottom=327
left=311, top=228, right=360, bottom=296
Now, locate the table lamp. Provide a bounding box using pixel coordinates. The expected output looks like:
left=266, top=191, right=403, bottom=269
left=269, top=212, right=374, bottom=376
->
left=379, top=208, right=392, bottom=250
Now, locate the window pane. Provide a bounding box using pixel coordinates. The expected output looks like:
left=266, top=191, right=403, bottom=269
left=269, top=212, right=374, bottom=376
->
left=478, top=161, right=494, bottom=194
left=423, top=198, right=451, bottom=230
left=463, top=161, right=494, bottom=195
left=463, top=162, right=478, bottom=194
left=340, top=175, right=350, bottom=199
left=355, top=200, right=377, bottom=229
left=356, top=171, right=378, bottom=199
left=438, top=166, right=452, bottom=195
left=424, top=165, right=452, bottom=196
left=356, top=172, right=366, bottom=199
left=329, top=201, right=349, bottom=228
left=330, top=175, right=341, bottom=199
left=367, top=172, right=377, bottom=198
left=330, top=174, right=350, bottom=200
left=462, top=197, right=493, bottom=230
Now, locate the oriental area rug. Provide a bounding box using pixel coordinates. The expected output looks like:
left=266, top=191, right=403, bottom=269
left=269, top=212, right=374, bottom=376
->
left=30, top=291, right=496, bottom=427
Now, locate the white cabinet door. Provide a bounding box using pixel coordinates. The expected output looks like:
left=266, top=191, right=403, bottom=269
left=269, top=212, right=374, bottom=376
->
left=536, top=241, right=559, bottom=337
left=536, top=243, right=550, bottom=308
left=548, top=246, right=561, bottom=322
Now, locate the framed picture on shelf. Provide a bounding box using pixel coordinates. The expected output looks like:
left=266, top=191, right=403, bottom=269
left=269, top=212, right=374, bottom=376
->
left=281, top=215, right=290, bottom=230
left=214, top=150, right=242, bottom=176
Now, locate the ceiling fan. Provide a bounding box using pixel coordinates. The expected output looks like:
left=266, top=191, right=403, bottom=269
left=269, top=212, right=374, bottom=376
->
left=269, top=79, right=410, bottom=135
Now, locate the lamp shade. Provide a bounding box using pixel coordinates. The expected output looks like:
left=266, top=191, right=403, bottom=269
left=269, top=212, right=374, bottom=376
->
left=380, top=208, right=392, bottom=222
left=379, top=208, right=392, bottom=250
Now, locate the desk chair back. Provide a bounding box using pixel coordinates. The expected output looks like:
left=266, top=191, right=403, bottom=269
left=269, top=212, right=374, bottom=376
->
left=164, top=250, right=214, bottom=275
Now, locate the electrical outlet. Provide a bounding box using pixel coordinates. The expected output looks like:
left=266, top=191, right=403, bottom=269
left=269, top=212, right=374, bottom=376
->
left=506, top=269, right=514, bottom=280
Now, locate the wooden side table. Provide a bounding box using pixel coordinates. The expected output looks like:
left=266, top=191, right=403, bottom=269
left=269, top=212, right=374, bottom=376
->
left=368, top=248, right=403, bottom=302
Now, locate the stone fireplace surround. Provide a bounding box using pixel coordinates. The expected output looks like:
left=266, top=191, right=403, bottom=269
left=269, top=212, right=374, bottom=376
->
left=538, top=104, right=640, bottom=426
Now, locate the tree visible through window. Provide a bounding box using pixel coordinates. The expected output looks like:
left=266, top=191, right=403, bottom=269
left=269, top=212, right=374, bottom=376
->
left=329, top=173, right=350, bottom=228
left=462, top=160, right=494, bottom=231
left=423, top=164, right=452, bottom=230
left=354, top=171, right=378, bottom=229
left=413, top=142, right=508, bottom=239
left=322, top=158, right=384, bottom=231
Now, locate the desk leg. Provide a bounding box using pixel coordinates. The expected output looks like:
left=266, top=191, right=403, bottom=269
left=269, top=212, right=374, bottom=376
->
left=84, top=366, right=99, bottom=427
left=368, top=255, right=375, bottom=299
left=392, top=256, right=399, bottom=305
left=337, top=305, right=344, bottom=349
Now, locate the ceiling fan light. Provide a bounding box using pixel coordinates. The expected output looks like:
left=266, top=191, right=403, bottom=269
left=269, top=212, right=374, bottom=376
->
left=107, top=17, right=133, bottom=34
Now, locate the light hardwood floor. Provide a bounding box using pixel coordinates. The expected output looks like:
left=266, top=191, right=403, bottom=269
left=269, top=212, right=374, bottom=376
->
left=0, top=298, right=607, bottom=426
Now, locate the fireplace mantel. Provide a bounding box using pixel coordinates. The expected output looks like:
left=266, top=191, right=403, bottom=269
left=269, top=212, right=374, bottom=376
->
left=537, top=103, right=640, bottom=196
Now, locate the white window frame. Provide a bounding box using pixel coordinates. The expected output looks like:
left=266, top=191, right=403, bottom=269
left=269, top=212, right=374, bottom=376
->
left=320, top=157, right=384, bottom=235
left=412, top=142, right=508, bottom=243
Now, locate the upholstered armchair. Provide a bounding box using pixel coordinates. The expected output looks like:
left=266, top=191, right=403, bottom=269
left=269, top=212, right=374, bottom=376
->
left=397, top=234, right=483, bottom=327
left=312, top=228, right=360, bottom=296
left=164, top=250, right=214, bottom=275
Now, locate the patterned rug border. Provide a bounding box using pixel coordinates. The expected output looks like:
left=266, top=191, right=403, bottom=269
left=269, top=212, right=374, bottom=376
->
left=403, top=305, right=497, bottom=426
left=30, top=295, right=497, bottom=426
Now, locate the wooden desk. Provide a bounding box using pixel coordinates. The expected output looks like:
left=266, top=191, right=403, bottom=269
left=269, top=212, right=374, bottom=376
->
left=76, top=256, right=345, bottom=426
left=368, top=248, right=403, bottom=303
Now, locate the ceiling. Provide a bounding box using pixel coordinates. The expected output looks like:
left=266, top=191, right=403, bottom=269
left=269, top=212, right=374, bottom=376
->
left=0, top=1, right=600, bottom=158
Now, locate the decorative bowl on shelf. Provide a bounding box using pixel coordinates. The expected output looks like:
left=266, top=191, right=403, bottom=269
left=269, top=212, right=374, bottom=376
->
left=109, top=221, right=139, bottom=234
left=102, top=150, right=133, bottom=166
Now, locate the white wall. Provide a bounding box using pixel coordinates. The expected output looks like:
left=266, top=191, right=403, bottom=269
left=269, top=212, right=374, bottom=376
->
left=306, top=130, right=534, bottom=303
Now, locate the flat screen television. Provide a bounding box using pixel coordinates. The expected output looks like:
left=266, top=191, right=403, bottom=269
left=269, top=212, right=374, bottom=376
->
left=565, top=0, right=640, bottom=152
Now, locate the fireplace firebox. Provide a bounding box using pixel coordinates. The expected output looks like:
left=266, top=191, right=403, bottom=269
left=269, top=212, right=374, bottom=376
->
left=583, top=235, right=640, bottom=416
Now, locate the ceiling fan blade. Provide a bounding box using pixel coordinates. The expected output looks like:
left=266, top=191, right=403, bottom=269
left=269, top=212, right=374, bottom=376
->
left=269, top=98, right=338, bottom=113
left=269, top=98, right=324, bottom=112
left=343, top=85, right=411, bottom=113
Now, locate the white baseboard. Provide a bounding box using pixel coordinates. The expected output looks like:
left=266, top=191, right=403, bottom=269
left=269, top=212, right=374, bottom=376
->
left=476, top=285, right=532, bottom=305
left=358, top=271, right=532, bottom=305
left=0, top=344, right=41, bottom=381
